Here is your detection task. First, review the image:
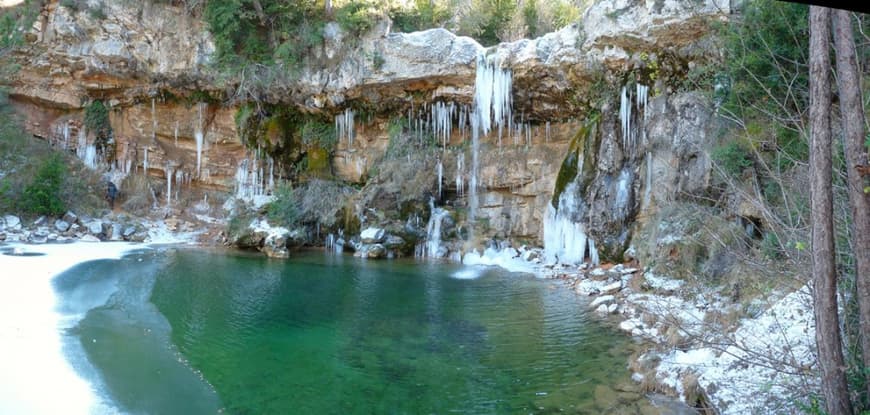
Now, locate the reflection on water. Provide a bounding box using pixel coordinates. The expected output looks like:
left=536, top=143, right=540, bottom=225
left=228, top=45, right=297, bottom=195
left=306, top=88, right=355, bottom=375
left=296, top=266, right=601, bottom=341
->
left=62, top=249, right=675, bottom=414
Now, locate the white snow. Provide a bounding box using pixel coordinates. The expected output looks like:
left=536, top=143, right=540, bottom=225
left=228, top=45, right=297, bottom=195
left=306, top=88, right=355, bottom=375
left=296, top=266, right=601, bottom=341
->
left=651, top=287, right=818, bottom=414
left=0, top=242, right=137, bottom=415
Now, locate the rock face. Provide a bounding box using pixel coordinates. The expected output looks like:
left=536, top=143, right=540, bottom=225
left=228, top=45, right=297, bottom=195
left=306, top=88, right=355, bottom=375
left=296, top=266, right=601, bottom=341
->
left=6, top=0, right=729, bottom=256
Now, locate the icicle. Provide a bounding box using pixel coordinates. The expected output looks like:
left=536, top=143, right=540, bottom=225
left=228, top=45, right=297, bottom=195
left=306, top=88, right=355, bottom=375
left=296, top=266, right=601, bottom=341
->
left=335, top=108, right=355, bottom=147
left=543, top=181, right=599, bottom=265
left=151, top=98, right=157, bottom=141
left=437, top=159, right=443, bottom=199
left=474, top=54, right=512, bottom=138
left=143, top=147, right=149, bottom=174
left=456, top=153, right=464, bottom=197
left=166, top=165, right=173, bottom=207
left=620, top=86, right=631, bottom=156
left=195, top=102, right=206, bottom=177
left=545, top=121, right=551, bottom=143
left=174, top=121, right=179, bottom=146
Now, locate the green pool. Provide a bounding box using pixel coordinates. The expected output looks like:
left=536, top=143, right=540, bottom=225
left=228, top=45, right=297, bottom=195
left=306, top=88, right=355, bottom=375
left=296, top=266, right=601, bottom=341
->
left=55, top=248, right=673, bottom=414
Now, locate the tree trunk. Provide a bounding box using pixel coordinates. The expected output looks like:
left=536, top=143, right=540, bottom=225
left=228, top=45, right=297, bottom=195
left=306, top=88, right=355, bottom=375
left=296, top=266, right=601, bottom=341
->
left=810, top=6, right=854, bottom=415
left=834, top=9, right=870, bottom=399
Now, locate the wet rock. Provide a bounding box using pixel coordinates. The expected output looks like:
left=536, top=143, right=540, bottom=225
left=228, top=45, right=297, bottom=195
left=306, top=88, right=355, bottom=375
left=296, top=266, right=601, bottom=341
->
left=262, top=231, right=290, bottom=259
left=286, top=228, right=307, bottom=248
left=129, top=231, right=148, bottom=242
left=54, top=220, right=71, bottom=233
left=0, top=232, right=5, bottom=241
left=360, top=228, right=386, bottom=244
left=366, top=244, right=386, bottom=259
left=123, top=226, right=137, bottom=239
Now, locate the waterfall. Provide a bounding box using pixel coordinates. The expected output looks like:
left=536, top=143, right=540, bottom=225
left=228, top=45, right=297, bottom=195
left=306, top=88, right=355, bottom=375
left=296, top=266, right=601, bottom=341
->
left=419, top=200, right=450, bottom=258
left=195, top=102, right=206, bottom=177
left=469, top=109, right=480, bottom=222
left=336, top=108, right=355, bottom=146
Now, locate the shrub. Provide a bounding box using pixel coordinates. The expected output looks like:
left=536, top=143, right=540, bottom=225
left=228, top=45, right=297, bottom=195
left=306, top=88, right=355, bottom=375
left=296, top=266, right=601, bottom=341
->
left=266, top=183, right=298, bottom=228
left=20, top=153, right=67, bottom=216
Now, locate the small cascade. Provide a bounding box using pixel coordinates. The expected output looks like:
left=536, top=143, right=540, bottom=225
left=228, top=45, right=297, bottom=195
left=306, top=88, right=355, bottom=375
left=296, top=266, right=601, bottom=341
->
left=419, top=200, right=450, bottom=259
left=336, top=108, right=355, bottom=147
left=468, top=109, right=480, bottom=222
left=194, top=102, right=206, bottom=177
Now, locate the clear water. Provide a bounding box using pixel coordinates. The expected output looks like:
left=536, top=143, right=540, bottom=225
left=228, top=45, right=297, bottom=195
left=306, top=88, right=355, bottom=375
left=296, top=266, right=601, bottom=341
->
left=56, top=248, right=669, bottom=414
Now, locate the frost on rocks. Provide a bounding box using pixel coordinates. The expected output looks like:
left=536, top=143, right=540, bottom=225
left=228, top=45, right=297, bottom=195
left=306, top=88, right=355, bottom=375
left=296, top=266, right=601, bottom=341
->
left=653, top=287, right=818, bottom=414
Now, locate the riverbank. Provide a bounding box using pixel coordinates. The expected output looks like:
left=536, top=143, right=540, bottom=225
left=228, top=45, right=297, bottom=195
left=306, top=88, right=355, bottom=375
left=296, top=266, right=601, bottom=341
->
left=463, top=245, right=819, bottom=414
left=0, top=223, right=201, bottom=414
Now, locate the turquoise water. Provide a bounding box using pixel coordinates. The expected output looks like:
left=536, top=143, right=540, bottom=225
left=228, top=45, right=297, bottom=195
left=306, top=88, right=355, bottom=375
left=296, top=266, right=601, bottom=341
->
left=57, top=248, right=665, bottom=414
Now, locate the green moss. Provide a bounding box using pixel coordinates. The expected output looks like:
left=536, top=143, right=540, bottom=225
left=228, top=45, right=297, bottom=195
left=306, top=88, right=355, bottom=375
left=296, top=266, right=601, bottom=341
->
left=551, top=114, right=599, bottom=208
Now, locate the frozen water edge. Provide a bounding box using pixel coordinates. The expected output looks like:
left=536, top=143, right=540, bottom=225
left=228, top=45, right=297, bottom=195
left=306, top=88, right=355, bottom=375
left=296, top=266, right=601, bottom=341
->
left=0, top=242, right=138, bottom=414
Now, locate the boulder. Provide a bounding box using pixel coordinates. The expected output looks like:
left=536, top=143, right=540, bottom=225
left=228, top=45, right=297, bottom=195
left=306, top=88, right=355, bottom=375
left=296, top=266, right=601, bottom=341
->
left=54, top=220, right=71, bottom=233
left=3, top=215, right=21, bottom=230
left=366, top=244, right=386, bottom=259
left=360, top=227, right=386, bottom=244
left=262, top=230, right=290, bottom=259
left=32, top=216, right=48, bottom=227
left=383, top=234, right=405, bottom=249
left=87, top=221, right=103, bottom=236
left=110, top=223, right=123, bottom=241
left=601, top=281, right=623, bottom=295
left=123, top=226, right=137, bottom=239
left=62, top=211, right=78, bottom=224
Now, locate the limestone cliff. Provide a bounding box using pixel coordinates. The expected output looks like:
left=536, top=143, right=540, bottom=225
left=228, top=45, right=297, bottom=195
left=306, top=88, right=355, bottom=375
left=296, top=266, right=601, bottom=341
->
left=6, top=0, right=730, bottom=259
